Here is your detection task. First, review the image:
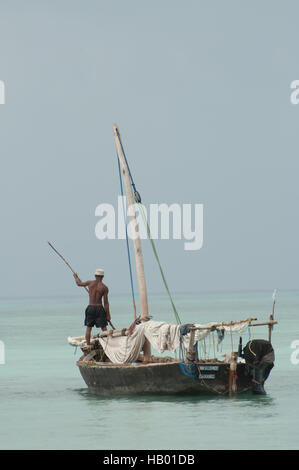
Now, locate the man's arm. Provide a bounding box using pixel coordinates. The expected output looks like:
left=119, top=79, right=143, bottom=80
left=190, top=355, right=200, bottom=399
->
left=73, top=273, right=92, bottom=287
left=103, top=288, right=111, bottom=321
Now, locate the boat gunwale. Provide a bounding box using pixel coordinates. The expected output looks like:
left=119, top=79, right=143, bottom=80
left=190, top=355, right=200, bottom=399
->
left=76, top=359, right=245, bottom=368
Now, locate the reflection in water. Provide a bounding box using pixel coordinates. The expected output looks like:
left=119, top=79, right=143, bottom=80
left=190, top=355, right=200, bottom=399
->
left=74, top=386, right=275, bottom=408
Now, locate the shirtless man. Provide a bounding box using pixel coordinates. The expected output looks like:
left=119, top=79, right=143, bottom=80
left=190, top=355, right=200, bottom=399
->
left=73, top=268, right=111, bottom=345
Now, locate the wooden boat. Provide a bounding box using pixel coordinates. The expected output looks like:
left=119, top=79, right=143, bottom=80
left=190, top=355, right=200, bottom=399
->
left=78, top=357, right=252, bottom=396
left=70, top=125, right=277, bottom=396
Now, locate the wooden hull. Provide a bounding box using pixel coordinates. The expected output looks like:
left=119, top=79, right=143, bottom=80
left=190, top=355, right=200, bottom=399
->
left=77, top=359, right=253, bottom=396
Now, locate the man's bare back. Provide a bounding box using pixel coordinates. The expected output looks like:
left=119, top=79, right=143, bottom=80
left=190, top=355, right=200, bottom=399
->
left=73, top=271, right=111, bottom=344
left=73, top=273, right=111, bottom=321
left=87, top=280, right=108, bottom=306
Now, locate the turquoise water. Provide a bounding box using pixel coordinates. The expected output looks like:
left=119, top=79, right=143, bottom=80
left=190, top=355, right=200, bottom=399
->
left=0, top=291, right=298, bottom=450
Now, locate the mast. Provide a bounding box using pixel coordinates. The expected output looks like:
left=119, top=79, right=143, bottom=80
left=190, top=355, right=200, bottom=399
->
left=112, top=124, right=149, bottom=322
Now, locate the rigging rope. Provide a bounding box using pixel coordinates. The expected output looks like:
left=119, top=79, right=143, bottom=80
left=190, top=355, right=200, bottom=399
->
left=117, top=156, right=137, bottom=320
left=115, top=129, right=181, bottom=325
left=248, top=320, right=257, bottom=357
left=137, top=203, right=181, bottom=324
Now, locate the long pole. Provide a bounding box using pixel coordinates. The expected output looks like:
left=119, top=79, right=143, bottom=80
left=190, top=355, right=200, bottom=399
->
left=113, top=125, right=151, bottom=360
left=48, top=242, right=88, bottom=293
left=48, top=241, right=115, bottom=329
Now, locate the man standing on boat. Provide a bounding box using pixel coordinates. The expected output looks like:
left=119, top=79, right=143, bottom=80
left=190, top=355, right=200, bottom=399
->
left=73, top=269, right=111, bottom=345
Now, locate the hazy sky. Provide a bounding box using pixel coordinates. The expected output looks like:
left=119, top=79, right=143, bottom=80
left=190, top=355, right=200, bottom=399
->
left=0, top=1, right=298, bottom=299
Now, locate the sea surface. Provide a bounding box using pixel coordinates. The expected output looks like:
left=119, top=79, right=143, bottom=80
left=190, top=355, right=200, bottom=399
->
left=0, top=291, right=298, bottom=450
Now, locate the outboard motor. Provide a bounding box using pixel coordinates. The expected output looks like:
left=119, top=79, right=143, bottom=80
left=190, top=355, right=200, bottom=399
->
left=239, top=339, right=275, bottom=395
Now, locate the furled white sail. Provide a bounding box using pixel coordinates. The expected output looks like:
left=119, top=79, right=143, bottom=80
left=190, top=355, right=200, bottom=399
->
left=68, top=319, right=250, bottom=364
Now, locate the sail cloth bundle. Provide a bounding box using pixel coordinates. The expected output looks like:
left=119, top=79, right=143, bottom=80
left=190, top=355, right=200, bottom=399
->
left=98, top=324, right=146, bottom=363
left=68, top=319, right=250, bottom=364
left=68, top=325, right=146, bottom=363
left=67, top=326, right=146, bottom=363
